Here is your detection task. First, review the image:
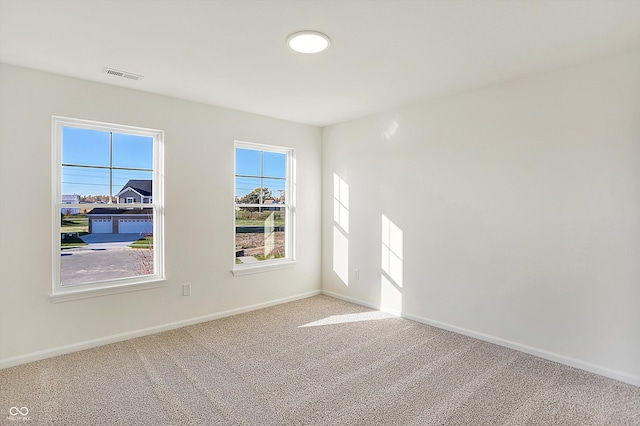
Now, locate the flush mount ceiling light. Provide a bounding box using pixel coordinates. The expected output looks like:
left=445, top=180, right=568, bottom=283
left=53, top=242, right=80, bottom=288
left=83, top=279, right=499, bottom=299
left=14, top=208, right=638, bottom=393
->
left=287, top=31, right=330, bottom=53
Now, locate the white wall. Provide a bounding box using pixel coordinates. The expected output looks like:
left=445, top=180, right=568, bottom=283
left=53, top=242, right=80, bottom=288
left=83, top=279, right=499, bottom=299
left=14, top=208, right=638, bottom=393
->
left=322, top=51, right=640, bottom=384
left=2, top=50, right=639, bottom=385
left=0, top=63, right=322, bottom=364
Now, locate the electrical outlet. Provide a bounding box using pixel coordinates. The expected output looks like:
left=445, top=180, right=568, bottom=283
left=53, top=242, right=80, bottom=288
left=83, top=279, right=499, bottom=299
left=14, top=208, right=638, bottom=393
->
left=353, top=269, right=360, bottom=280
left=183, top=283, right=191, bottom=296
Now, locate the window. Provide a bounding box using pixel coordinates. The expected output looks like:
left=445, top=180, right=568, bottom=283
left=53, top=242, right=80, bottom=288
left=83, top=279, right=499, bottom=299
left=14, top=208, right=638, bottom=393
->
left=234, top=141, right=294, bottom=274
left=52, top=116, right=164, bottom=300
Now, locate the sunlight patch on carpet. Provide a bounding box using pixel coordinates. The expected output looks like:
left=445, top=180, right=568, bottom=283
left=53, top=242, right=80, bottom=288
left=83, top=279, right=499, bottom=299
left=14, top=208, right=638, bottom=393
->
left=298, top=310, right=396, bottom=327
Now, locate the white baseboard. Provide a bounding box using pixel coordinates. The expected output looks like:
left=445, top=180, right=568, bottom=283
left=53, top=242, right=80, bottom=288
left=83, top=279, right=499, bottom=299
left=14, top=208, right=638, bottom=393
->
left=321, top=290, right=383, bottom=311
left=321, top=290, right=640, bottom=387
left=0, top=290, right=321, bottom=370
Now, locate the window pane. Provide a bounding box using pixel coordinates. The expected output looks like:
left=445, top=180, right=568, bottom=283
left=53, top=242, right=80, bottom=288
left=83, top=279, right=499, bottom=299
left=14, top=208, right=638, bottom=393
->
left=112, top=133, right=153, bottom=169
left=62, top=166, right=111, bottom=202
left=263, top=178, right=286, bottom=202
left=236, top=177, right=261, bottom=203
left=236, top=148, right=261, bottom=176
left=263, top=151, right=286, bottom=178
left=60, top=207, right=154, bottom=286
left=235, top=207, right=286, bottom=262
left=55, top=117, right=163, bottom=293
left=62, top=127, right=110, bottom=166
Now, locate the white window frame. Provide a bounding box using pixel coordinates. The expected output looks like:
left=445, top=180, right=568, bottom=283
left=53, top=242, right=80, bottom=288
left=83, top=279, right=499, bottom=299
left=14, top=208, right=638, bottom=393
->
left=51, top=116, right=165, bottom=302
left=233, top=140, right=296, bottom=276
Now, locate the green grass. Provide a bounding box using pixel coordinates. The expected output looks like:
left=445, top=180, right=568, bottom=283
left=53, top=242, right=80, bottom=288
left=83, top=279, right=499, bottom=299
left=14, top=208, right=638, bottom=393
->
left=61, top=215, right=88, bottom=233
left=130, top=235, right=153, bottom=249
left=60, top=213, right=88, bottom=248
left=235, top=218, right=285, bottom=227
left=60, top=234, right=87, bottom=248
left=254, top=253, right=285, bottom=261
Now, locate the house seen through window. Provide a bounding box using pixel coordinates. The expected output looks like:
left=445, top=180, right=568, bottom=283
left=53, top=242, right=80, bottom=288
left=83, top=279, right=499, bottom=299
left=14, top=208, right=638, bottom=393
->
left=54, top=116, right=164, bottom=294
left=235, top=142, right=293, bottom=268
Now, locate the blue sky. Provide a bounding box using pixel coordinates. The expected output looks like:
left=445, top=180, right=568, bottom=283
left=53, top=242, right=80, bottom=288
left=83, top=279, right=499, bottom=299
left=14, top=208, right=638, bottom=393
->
left=62, top=127, right=152, bottom=198
left=235, top=148, right=286, bottom=199
left=61, top=129, right=287, bottom=200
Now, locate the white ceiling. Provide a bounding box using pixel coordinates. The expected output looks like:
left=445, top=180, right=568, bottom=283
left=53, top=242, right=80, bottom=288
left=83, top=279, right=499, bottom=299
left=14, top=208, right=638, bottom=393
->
left=1, top=0, right=640, bottom=127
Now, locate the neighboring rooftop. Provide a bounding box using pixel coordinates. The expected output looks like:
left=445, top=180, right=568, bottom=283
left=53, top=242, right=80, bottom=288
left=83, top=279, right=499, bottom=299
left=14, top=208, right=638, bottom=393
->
left=118, top=180, right=152, bottom=197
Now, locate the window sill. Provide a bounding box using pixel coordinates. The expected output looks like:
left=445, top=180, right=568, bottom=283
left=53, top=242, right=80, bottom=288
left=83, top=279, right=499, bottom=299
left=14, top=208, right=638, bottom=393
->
left=232, top=260, right=297, bottom=276
left=50, top=278, right=166, bottom=303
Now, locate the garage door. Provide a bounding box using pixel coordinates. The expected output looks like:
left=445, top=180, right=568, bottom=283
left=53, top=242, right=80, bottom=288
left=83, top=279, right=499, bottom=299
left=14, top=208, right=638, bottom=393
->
left=92, top=219, right=112, bottom=233
left=119, top=219, right=153, bottom=234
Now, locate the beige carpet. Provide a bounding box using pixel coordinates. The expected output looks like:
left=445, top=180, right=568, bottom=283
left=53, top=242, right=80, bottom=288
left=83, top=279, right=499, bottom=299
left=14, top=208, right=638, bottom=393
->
left=1, top=295, right=638, bottom=425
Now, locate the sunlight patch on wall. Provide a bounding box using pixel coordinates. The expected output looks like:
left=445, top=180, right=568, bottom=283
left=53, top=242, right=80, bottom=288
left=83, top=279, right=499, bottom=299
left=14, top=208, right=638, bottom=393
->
left=333, top=173, right=349, bottom=233
left=333, top=174, right=350, bottom=285
left=381, top=275, right=402, bottom=316
left=333, top=227, right=349, bottom=285
left=382, top=119, right=399, bottom=142
left=381, top=214, right=403, bottom=315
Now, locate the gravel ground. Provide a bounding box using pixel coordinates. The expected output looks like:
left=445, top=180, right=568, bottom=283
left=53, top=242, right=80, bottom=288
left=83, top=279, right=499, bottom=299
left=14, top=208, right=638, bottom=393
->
left=60, top=231, right=282, bottom=286
left=236, top=231, right=285, bottom=257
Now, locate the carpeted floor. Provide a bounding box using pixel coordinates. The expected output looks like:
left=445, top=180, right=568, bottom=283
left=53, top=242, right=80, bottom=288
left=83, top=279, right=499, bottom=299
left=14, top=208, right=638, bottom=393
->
left=1, top=295, right=639, bottom=425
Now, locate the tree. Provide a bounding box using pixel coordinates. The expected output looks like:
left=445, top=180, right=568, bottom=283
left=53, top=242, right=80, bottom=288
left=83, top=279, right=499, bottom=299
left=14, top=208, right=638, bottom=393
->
left=239, top=187, right=271, bottom=205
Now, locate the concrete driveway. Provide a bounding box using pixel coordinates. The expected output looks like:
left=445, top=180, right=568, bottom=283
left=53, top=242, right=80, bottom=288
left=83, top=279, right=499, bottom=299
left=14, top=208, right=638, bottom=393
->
left=60, top=249, right=147, bottom=285
left=80, top=233, right=142, bottom=249
left=60, top=233, right=152, bottom=285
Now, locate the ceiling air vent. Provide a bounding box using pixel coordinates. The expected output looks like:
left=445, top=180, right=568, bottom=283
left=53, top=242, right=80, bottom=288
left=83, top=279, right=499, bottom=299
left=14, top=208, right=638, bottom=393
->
left=102, top=67, right=143, bottom=81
